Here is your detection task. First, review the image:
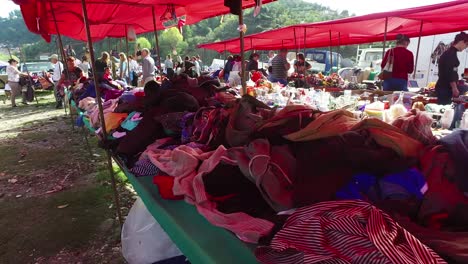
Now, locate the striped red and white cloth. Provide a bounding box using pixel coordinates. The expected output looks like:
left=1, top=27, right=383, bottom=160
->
left=256, top=200, right=446, bottom=264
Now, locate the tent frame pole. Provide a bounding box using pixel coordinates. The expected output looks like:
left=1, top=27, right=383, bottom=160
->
left=80, top=0, right=123, bottom=226
left=151, top=6, right=162, bottom=72
left=303, top=27, right=306, bottom=54
left=294, top=28, right=297, bottom=53
left=239, top=5, right=246, bottom=94
left=125, top=25, right=131, bottom=82
left=329, top=30, right=333, bottom=73
left=414, top=21, right=424, bottom=79
left=338, top=32, right=341, bottom=70
left=382, top=17, right=388, bottom=61
left=50, top=1, right=74, bottom=125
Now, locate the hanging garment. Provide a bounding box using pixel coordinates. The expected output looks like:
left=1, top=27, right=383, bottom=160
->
left=255, top=200, right=446, bottom=264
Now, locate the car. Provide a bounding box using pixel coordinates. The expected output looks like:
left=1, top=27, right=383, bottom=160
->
left=19, top=61, right=53, bottom=77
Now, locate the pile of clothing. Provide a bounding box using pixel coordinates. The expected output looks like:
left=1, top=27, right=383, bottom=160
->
left=74, top=76, right=468, bottom=263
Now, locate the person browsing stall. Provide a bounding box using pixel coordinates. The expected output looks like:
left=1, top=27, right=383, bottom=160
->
left=247, top=53, right=260, bottom=72
left=269, top=48, right=290, bottom=86
left=50, top=54, right=64, bottom=106
left=435, top=32, right=468, bottom=104
left=164, top=55, right=174, bottom=79
left=140, top=48, right=155, bottom=85
left=6, top=58, right=28, bottom=107
left=381, top=34, right=414, bottom=91
left=294, top=53, right=311, bottom=75
left=56, top=56, right=84, bottom=108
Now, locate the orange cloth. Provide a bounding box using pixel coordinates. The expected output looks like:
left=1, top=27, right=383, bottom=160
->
left=103, top=112, right=128, bottom=133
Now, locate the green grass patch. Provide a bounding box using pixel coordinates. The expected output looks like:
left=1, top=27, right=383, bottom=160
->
left=0, top=185, right=114, bottom=263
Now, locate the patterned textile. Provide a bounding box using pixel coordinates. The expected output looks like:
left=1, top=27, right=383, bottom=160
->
left=130, top=159, right=160, bottom=177
left=256, top=200, right=446, bottom=264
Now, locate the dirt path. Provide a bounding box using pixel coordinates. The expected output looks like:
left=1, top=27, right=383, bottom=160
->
left=0, top=91, right=134, bottom=264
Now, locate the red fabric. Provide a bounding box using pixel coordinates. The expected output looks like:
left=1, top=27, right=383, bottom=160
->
left=153, top=175, right=184, bottom=200
left=381, top=47, right=414, bottom=80
left=255, top=200, right=446, bottom=264
left=198, top=0, right=468, bottom=53
left=16, top=0, right=275, bottom=42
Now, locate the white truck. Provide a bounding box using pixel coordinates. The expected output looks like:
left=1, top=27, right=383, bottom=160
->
left=356, top=32, right=468, bottom=88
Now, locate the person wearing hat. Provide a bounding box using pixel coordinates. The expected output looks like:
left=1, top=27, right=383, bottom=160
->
left=435, top=32, right=468, bottom=104
left=381, top=34, right=414, bottom=91
left=6, top=58, right=28, bottom=107
left=50, top=54, right=64, bottom=106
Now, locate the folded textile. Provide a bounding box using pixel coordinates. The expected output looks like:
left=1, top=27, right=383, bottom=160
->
left=392, top=109, right=437, bottom=145
left=103, top=112, right=128, bottom=134
left=418, top=145, right=468, bottom=229
left=284, top=109, right=358, bottom=142
left=172, top=146, right=274, bottom=243
left=224, top=139, right=296, bottom=212
left=120, top=112, right=142, bottom=131
left=439, top=130, right=468, bottom=193
left=255, top=200, right=446, bottom=264
left=78, top=97, right=96, bottom=111
left=130, top=159, right=160, bottom=177
left=153, top=175, right=184, bottom=200
left=351, top=118, right=424, bottom=158
left=147, top=146, right=208, bottom=178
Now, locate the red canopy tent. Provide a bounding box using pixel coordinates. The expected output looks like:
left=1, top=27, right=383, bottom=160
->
left=198, top=0, right=468, bottom=53
left=15, top=0, right=275, bottom=42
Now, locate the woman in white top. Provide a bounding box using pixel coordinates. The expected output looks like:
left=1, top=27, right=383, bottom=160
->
left=6, top=58, right=28, bottom=107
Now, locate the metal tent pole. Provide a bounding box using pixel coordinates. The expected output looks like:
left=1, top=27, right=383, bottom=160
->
left=303, top=27, right=306, bottom=54
left=329, top=30, right=333, bottom=73
left=382, top=17, right=388, bottom=60
left=239, top=6, right=246, bottom=94
left=338, top=32, right=341, bottom=69
left=80, top=0, right=123, bottom=226
left=151, top=6, right=162, bottom=72
left=294, top=28, right=297, bottom=53
left=125, top=25, right=131, bottom=82
left=50, top=1, right=73, bottom=124
left=413, top=21, right=424, bottom=79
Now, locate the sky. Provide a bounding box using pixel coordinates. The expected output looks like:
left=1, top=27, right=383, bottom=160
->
left=304, top=0, right=452, bottom=15
left=0, top=0, right=453, bottom=18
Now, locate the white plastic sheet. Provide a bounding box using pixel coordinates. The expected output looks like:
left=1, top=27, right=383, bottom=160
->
left=121, top=198, right=182, bottom=264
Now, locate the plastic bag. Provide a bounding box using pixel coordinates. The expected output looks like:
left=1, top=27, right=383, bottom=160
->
left=122, top=198, right=182, bottom=264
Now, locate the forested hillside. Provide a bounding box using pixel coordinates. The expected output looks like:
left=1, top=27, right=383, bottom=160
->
left=0, top=0, right=356, bottom=63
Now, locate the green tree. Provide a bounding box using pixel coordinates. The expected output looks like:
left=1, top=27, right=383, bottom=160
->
left=136, top=37, right=151, bottom=49
left=159, top=28, right=184, bottom=57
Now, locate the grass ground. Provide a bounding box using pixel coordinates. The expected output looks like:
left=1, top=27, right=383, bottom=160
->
left=0, top=90, right=134, bottom=264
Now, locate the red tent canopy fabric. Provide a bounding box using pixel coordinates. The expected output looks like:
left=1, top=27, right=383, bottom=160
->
left=198, top=0, right=468, bottom=53
left=15, top=0, right=275, bottom=42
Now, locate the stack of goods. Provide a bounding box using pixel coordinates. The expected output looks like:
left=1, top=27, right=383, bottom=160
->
left=74, top=72, right=468, bottom=264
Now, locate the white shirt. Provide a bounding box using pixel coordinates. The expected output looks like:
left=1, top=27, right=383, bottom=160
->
left=193, top=60, right=200, bottom=75
left=53, top=61, right=64, bottom=81
left=78, top=62, right=90, bottom=77
left=6, top=65, right=21, bottom=82
left=129, top=59, right=139, bottom=72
